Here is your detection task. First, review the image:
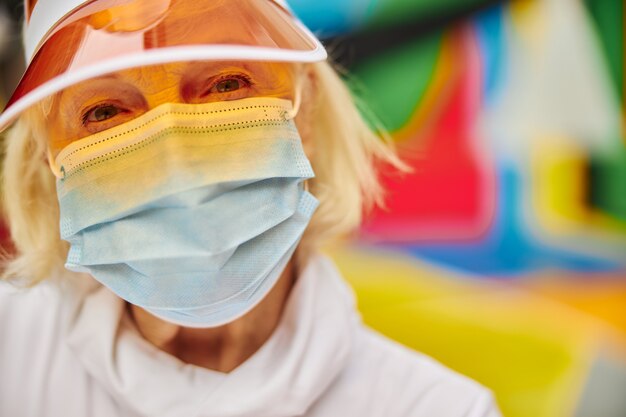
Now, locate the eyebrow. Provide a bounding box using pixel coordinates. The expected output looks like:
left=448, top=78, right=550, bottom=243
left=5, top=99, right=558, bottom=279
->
left=183, top=61, right=269, bottom=74
left=82, top=73, right=121, bottom=82
left=56, top=72, right=121, bottom=101
left=54, top=74, right=138, bottom=129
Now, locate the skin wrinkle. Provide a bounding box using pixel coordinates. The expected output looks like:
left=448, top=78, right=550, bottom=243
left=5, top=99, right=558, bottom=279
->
left=48, top=61, right=297, bottom=157
left=46, top=60, right=315, bottom=373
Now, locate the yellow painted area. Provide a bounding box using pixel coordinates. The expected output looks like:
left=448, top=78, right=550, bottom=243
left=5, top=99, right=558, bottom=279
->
left=529, top=136, right=588, bottom=235
left=329, top=246, right=619, bottom=417
left=529, top=136, right=626, bottom=241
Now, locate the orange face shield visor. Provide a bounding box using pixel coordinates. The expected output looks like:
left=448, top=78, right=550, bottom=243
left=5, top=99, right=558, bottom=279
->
left=0, top=0, right=326, bottom=131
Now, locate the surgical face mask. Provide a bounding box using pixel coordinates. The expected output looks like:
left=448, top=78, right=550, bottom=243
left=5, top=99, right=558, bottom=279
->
left=53, top=97, right=318, bottom=328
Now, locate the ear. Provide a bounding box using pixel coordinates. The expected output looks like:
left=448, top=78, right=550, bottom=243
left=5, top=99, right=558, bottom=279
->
left=294, top=64, right=318, bottom=160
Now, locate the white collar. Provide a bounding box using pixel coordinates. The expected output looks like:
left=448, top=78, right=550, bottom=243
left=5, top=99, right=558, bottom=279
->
left=66, top=255, right=358, bottom=417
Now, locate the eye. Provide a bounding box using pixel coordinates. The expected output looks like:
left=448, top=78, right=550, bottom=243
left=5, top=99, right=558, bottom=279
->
left=216, top=79, right=242, bottom=93
left=206, top=74, right=252, bottom=96
left=82, top=104, right=125, bottom=125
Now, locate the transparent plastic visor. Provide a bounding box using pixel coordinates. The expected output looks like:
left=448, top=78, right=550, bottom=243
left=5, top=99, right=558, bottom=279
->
left=0, top=0, right=326, bottom=131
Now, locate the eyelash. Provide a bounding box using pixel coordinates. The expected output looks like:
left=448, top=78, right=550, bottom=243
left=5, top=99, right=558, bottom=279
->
left=80, top=73, right=255, bottom=126
left=81, top=103, right=122, bottom=126
left=206, top=73, right=253, bottom=94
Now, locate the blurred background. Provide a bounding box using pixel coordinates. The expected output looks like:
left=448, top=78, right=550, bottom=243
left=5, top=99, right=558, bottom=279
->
left=0, top=0, right=624, bottom=416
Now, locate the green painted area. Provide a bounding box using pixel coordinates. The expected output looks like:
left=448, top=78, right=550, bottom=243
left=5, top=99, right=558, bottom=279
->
left=368, top=0, right=490, bottom=28
left=348, top=31, right=442, bottom=132
left=589, top=146, right=626, bottom=222
left=584, top=0, right=623, bottom=101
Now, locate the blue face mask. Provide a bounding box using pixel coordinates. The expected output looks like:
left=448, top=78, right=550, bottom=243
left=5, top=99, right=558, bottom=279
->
left=54, top=97, right=318, bottom=328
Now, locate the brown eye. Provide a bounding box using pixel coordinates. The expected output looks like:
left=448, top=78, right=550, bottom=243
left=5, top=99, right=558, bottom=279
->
left=83, top=104, right=123, bottom=124
left=215, top=78, right=243, bottom=93
left=205, top=74, right=252, bottom=96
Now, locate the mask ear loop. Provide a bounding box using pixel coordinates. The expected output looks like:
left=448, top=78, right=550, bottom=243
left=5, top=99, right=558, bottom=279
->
left=294, top=79, right=312, bottom=194
left=287, top=78, right=310, bottom=192
left=284, top=77, right=302, bottom=120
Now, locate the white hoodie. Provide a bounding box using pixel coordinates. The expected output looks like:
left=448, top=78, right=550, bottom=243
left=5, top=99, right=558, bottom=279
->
left=0, top=255, right=501, bottom=417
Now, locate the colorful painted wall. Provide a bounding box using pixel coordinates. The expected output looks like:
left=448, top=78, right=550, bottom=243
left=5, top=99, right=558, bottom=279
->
left=0, top=0, right=624, bottom=416
left=289, top=0, right=626, bottom=416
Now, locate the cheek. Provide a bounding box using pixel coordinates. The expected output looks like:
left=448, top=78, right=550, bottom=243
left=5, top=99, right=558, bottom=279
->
left=47, top=112, right=73, bottom=157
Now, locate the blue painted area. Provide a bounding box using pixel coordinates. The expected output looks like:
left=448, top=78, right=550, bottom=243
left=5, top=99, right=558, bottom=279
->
left=384, top=164, right=622, bottom=277
left=289, top=0, right=379, bottom=38
left=473, top=4, right=506, bottom=105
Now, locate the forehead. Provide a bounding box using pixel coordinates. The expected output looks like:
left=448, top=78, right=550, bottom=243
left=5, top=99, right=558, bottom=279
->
left=56, top=60, right=297, bottom=98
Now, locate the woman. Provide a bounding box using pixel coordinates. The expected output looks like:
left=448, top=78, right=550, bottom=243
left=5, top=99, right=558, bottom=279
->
left=0, top=0, right=501, bottom=416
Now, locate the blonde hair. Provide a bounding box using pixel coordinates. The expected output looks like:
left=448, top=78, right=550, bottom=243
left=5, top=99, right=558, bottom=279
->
left=1, top=61, right=405, bottom=285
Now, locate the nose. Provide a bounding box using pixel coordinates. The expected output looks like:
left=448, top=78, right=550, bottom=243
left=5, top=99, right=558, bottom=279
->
left=144, top=85, right=182, bottom=109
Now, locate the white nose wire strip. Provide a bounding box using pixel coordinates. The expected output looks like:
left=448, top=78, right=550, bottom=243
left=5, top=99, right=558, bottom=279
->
left=48, top=97, right=297, bottom=180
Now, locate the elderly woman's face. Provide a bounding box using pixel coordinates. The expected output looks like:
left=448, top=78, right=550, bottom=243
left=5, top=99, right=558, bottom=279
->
left=47, top=61, right=298, bottom=157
